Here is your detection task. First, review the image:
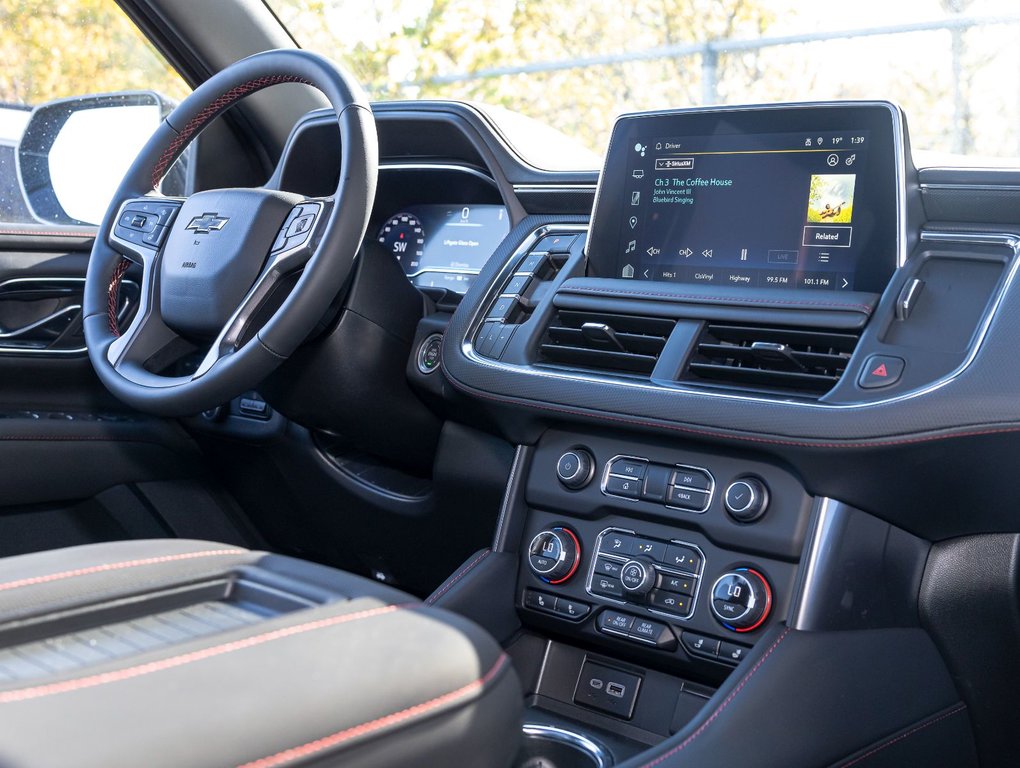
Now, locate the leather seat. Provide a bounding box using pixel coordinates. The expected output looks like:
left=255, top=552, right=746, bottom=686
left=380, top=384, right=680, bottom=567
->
left=0, top=539, right=522, bottom=767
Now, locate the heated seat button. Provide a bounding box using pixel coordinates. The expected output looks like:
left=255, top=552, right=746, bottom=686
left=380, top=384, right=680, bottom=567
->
left=681, top=632, right=720, bottom=659
left=523, top=589, right=557, bottom=614
left=718, top=641, right=751, bottom=665
left=858, top=355, right=905, bottom=389
left=555, top=598, right=591, bottom=620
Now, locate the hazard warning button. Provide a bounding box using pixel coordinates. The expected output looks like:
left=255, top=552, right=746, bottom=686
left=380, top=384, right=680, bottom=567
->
left=858, top=355, right=905, bottom=389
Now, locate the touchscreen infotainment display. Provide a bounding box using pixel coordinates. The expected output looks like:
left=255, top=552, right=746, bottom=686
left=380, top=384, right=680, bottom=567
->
left=587, top=104, right=903, bottom=292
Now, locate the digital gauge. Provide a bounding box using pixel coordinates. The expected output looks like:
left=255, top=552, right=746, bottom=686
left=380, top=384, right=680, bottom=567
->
left=377, top=213, right=425, bottom=275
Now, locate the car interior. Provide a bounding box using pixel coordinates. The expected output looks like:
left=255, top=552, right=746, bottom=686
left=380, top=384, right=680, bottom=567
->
left=0, top=0, right=1017, bottom=766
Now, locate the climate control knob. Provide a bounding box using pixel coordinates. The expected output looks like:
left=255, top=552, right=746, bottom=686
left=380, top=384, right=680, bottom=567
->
left=620, top=558, right=656, bottom=596
left=710, top=568, right=772, bottom=632
left=528, top=527, right=581, bottom=584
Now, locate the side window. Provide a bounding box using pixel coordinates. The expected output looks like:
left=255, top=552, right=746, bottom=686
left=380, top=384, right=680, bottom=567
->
left=0, top=1, right=190, bottom=228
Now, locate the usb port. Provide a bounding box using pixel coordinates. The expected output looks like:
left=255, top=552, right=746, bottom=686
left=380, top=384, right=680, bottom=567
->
left=606, top=682, right=626, bottom=698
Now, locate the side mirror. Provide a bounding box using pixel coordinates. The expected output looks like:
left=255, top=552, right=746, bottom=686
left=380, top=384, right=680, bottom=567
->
left=16, top=91, right=180, bottom=226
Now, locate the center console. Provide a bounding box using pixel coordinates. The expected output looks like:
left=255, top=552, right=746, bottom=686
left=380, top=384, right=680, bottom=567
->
left=420, top=101, right=997, bottom=766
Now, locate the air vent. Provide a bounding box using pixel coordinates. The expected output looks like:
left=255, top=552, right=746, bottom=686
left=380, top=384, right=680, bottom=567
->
left=539, top=310, right=674, bottom=376
left=685, top=323, right=859, bottom=395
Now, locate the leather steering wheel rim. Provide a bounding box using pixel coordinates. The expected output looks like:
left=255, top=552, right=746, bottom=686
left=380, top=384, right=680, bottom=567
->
left=83, top=49, right=377, bottom=417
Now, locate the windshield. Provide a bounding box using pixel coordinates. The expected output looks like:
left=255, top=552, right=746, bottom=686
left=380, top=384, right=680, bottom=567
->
left=269, top=0, right=1019, bottom=170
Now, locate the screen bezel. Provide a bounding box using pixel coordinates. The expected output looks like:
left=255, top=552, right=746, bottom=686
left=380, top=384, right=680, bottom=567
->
left=585, top=102, right=907, bottom=294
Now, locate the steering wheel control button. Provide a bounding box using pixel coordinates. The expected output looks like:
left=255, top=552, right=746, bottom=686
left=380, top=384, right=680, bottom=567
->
left=528, top=527, right=581, bottom=584
left=574, top=660, right=641, bottom=719
left=598, top=610, right=635, bottom=635
left=681, top=632, right=721, bottom=660
left=416, top=333, right=443, bottom=375
left=556, top=449, right=594, bottom=489
left=663, top=544, right=701, bottom=573
left=671, top=468, right=712, bottom=491
left=724, top=478, right=769, bottom=522
left=858, top=354, right=906, bottom=389
left=710, top=569, right=773, bottom=632
left=620, top=559, right=655, bottom=595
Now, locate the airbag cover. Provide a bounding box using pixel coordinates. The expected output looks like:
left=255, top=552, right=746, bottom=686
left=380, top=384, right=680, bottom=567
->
left=160, top=188, right=301, bottom=338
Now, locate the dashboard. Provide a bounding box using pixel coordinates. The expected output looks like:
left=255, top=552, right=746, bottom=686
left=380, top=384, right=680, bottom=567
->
left=266, top=98, right=1020, bottom=766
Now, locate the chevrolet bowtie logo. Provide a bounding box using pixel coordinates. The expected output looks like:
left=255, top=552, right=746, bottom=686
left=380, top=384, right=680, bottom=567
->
left=185, top=213, right=229, bottom=234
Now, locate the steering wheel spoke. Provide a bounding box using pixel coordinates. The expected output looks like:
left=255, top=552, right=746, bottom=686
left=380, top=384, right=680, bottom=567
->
left=192, top=198, right=331, bottom=379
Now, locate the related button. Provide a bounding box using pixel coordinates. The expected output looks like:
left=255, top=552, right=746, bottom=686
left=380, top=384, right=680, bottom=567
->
left=238, top=397, right=269, bottom=418
left=711, top=573, right=754, bottom=622
left=858, top=355, right=905, bottom=389
left=142, top=225, right=167, bottom=247
left=640, top=464, right=673, bottom=503
left=118, top=210, right=158, bottom=233
left=523, top=589, right=558, bottom=614
left=574, top=660, right=641, bottom=719
left=719, top=641, right=751, bottom=665
left=681, top=632, right=720, bottom=658
left=594, top=557, right=623, bottom=578
left=671, top=467, right=712, bottom=491
left=475, top=323, right=502, bottom=356
left=598, top=610, right=635, bottom=634
left=504, top=274, right=531, bottom=296
left=555, top=598, right=591, bottom=620
left=666, top=486, right=710, bottom=511
left=605, top=475, right=641, bottom=499
left=529, top=553, right=557, bottom=573
left=591, top=575, right=624, bottom=599
left=663, top=545, right=702, bottom=573
left=802, top=225, right=852, bottom=248
left=534, top=234, right=577, bottom=253
left=112, top=225, right=147, bottom=248
left=649, top=590, right=691, bottom=615
left=608, top=457, right=648, bottom=480
left=630, top=539, right=666, bottom=562
left=658, top=574, right=696, bottom=596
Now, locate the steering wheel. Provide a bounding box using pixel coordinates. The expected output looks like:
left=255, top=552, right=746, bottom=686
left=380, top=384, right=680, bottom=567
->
left=83, top=49, right=377, bottom=416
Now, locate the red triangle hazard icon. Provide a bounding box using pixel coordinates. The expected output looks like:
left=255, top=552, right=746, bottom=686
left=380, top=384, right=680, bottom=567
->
left=871, top=363, right=888, bottom=377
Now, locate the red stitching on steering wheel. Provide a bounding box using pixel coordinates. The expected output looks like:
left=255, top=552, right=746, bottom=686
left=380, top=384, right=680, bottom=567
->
left=150, top=75, right=313, bottom=189
left=108, top=257, right=131, bottom=336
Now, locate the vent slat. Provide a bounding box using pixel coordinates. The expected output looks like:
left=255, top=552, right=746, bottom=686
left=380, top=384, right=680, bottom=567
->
left=538, top=310, right=674, bottom=376
left=686, top=322, right=860, bottom=396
